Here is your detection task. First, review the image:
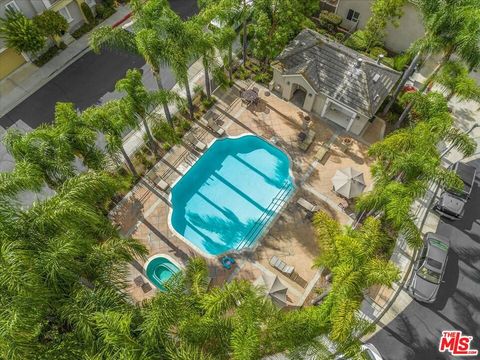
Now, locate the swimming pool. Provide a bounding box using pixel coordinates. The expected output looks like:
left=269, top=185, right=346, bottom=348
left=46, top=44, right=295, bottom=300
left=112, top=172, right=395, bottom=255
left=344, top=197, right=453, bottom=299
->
left=144, top=255, right=181, bottom=291
left=169, top=134, right=294, bottom=256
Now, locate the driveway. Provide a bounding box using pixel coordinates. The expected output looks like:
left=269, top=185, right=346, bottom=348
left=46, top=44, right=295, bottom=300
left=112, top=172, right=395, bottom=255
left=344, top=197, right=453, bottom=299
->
left=0, top=0, right=198, bottom=129
left=370, top=158, right=480, bottom=359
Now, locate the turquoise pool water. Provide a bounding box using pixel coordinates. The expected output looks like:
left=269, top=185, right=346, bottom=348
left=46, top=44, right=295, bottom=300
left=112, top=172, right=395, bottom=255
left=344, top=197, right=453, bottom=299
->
left=170, top=135, right=294, bottom=255
left=145, top=256, right=180, bottom=291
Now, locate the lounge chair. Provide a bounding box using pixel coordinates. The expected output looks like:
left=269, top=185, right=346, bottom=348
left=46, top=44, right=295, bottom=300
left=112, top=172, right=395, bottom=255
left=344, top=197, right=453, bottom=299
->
left=156, top=178, right=169, bottom=191
left=297, top=198, right=319, bottom=212
left=315, top=144, right=330, bottom=162
left=207, top=118, right=225, bottom=136
left=134, top=275, right=153, bottom=293
left=270, top=255, right=295, bottom=276
left=184, top=133, right=207, bottom=151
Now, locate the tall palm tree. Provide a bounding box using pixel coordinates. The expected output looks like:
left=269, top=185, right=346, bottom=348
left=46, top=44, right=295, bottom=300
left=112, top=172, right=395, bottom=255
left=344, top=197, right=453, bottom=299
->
left=395, top=0, right=480, bottom=127
left=115, top=69, right=159, bottom=150
left=89, top=0, right=175, bottom=124
left=82, top=100, right=139, bottom=176
left=53, top=102, right=105, bottom=170
left=312, top=213, right=399, bottom=343
left=434, top=60, right=480, bottom=102
left=0, top=171, right=146, bottom=359
left=3, top=126, right=76, bottom=189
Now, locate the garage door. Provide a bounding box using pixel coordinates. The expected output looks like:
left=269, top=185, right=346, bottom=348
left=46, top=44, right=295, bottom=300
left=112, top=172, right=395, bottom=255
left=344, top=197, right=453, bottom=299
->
left=0, top=48, right=26, bottom=80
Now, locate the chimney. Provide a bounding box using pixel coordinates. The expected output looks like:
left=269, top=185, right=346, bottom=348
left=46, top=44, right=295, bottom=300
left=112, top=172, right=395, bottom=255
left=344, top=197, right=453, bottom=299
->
left=377, top=54, right=384, bottom=64
left=355, top=58, right=363, bottom=68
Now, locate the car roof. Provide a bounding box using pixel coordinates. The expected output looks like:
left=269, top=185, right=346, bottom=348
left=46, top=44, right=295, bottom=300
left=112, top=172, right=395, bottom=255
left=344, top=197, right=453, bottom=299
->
left=438, top=192, right=466, bottom=214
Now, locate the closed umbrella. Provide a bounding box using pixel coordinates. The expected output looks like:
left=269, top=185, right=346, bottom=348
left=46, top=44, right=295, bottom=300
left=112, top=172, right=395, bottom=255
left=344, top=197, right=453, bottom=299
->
left=332, top=167, right=366, bottom=199
left=260, top=272, right=288, bottom=307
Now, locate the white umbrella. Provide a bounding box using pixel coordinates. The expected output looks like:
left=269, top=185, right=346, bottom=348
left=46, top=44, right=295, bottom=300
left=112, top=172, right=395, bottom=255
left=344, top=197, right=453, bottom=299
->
left=332, top=167, right=366, bottom=199
left=260, top=272, right=288, bottom=307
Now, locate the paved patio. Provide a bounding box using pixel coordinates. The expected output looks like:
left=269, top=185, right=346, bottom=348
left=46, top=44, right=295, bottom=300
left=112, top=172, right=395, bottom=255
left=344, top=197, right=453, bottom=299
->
left=110, top=80, right=379, bottom=304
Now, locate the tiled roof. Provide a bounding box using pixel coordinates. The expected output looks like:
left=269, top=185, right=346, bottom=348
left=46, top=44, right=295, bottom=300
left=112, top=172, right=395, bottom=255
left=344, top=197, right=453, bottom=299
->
left=276, top=29, right=401, bottom=117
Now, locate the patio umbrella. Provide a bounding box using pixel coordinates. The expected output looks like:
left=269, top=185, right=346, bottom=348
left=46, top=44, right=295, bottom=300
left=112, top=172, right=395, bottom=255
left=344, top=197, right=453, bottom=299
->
left=260, top=272, right=288, bottom=307
left=332, top=167, right=366, bottom=199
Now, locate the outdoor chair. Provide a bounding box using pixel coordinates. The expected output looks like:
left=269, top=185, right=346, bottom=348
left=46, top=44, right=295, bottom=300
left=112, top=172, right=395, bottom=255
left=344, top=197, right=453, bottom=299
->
left=207, top=117, right=226, bottom=136
left=184, top=133, right=207, bottom=151
left=252, top=86, right=259, bottom=94
left=270, top=255, right=295, bottom=276
left=297, top=198, right=319, bottom=212
left=315, top=144, right=330, bottom=162
left=298, top=129, right=316, bottom=151
left=134, top=275, right=153, bottom=294
left=156, top=178, right=169, bottom=191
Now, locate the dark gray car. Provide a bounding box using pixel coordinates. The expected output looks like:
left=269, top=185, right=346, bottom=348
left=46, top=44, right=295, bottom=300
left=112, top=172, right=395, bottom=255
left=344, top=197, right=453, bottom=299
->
left=410, top=232, right=450, bottom=303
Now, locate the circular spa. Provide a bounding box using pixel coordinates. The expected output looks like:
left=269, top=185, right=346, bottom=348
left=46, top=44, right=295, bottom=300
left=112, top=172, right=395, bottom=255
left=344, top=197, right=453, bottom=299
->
left=144, top=255, right=181, bottom=291
left=169, top=134, right=295, bottom=256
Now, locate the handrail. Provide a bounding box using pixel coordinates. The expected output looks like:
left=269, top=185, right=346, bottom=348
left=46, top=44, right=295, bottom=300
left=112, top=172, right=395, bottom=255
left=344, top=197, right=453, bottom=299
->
left=236, top=180, right=294, bottom=250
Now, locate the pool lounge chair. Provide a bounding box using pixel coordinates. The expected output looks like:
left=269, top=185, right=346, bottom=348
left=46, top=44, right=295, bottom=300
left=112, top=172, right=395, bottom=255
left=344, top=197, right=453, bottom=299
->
left=207, top=117, right=226, bottom=136
left=270, top=255, right=295, bottom=276
left=185, top=133, right=207, bottom=151
left=297, top=198, right=319, bottom=212
left=133, top=275, right=152, bottom=293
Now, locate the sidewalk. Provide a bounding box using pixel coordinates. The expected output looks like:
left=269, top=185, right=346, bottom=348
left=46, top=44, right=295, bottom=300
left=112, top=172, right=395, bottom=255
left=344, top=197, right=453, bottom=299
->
left=0, top=5, right=132, bottom=118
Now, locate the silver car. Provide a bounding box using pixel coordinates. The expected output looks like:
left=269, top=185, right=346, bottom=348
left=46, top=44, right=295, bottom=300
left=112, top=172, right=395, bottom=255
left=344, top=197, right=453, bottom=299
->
left=410, top=232, right=450, bottom=303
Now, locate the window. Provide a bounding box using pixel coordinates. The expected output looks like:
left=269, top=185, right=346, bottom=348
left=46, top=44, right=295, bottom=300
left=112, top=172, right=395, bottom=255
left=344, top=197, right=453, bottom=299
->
left=346, top=9, right=360, bottom=22
left=5, top=1, right=20, bottom=12
left=86, top=0, right=96, bottom=6
left=58, top=7, right=73, bottom=23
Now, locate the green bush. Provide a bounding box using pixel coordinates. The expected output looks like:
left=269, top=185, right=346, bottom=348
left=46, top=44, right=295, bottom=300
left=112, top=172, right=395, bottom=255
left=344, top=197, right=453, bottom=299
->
left=95, top=3, right=114, bottom=19
left=369, top=46, right=388, bottom=59
left=33, top=44, right=66, bottom=66
left=344, top=30, right=368, bottom=51
left=201, top=96, right=216, bottom=109
left=253, top=72, right=272, bottom=84
left=319, top=10, right=342, bottom=27
left=193, top=84, right=204, bottom=98
left=102, top=0, right=115, bottom=7
left=152, top=121, right=180, bottom=145
left=382, top=56, right=395, bottom=68
left=33, top=10, right=68, bottom=46
left=335, top=32, right=345, bottom=42
left=393, top=52, right=412, bottom=71
left=71, top=23, right=94, bottom=39
left=81, top=2, right=95, bottom=24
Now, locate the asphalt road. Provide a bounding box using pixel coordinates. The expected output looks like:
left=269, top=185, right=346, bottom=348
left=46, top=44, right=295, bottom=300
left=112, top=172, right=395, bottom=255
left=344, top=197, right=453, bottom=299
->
left=370, top=158, right=480, bottom=359
left=0, top=0, right=198, bottom=129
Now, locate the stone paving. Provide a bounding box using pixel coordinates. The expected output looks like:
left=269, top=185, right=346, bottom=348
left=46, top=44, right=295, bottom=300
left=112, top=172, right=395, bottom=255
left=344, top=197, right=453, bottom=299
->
left=110, top=80, right=380, bottom=304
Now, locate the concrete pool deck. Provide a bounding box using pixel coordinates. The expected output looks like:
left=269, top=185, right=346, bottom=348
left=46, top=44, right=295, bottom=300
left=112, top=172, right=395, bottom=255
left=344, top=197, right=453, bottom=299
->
left=110, top=80, right=379, bottom=304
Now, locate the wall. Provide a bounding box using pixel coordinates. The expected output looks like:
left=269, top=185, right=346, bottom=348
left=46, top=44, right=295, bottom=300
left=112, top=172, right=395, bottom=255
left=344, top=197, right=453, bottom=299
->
left=65, top=1, right=84, bottom=31
left=335, top=0, right=424, bottom=53
left=348, top=113, right=369, bottom=135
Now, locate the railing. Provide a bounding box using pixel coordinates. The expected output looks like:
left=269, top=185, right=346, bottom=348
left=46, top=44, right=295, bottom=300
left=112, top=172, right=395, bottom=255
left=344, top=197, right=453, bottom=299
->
left=236, top=180, right=294, bottom=251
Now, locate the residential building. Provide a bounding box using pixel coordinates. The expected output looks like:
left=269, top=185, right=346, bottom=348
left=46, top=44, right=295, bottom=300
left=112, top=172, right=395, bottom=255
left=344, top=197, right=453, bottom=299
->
left=271, top=29, right=400, bottom=135
left=0, top=0, right=97, bottom=80
left=321, top=0, right=425, bottom=53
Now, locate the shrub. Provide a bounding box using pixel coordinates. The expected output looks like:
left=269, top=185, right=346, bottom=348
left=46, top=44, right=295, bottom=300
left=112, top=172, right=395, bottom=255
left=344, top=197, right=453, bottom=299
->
left=393, top=52, right=412, bottom=71
left=193, top=84, right=204, bottom=98
left=253, top=72, right=272, bottom=84
left=382, top=56, right=395, bottom=68
left=369, top=46, right=387, bottom=59
left=102, top=0, right=115, bottom=7
left=344, top=30, right=368, bottom=51
left=81, top=2, right=95, bottom=24
left=71, top=23, right=94, bottom=39
left=0, top=9, right=45, bottom=54
left=335, top=32, right=345, bottom=42
left=33, top=10, right=67, bottom=47
left=201, top=96, right=216, bottom=109
left=95, top=4, right=106, bottom=18
left=319, top=10, right=342, bottom=27
left=33, top=44, right=66, bottom=66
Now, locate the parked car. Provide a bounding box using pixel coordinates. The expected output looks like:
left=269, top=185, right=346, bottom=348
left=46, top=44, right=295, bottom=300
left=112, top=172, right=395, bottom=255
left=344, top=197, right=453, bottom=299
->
left=434, top=162, right=477, bottom=219
left=360, top=343, right=383, bottom=360
left=410, top=232, right=450, bottom=303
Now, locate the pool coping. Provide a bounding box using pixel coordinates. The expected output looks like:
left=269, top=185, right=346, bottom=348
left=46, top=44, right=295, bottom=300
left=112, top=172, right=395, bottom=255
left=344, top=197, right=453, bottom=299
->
left=166, top=133, right=297, bottom=259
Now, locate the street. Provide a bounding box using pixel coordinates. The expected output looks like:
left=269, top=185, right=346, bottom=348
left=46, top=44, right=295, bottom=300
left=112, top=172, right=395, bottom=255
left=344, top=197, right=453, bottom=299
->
left=0, top=0, right=198, bottom=129
left=370, top=158, right=480, bottom=359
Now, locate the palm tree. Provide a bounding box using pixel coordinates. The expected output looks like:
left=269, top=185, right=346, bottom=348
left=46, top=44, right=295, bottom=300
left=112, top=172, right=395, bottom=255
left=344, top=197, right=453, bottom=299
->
left=89, top=0, right=175, bottom=125
left=53, top=102, right=105, bottom=170
left=0, top=171, right=146, bottom=359
left=115, top=69, right=159, bottom=151
left=214, top=26, right=237, bottom=83
left=395, top=0, right=480, bottom=127
left=312, top=213, right=400, bottom=343
left=82, top=100, right=139, bottom=176
left=3, top=126, right=76, bottom=189
left=434, top=60, right=480, bottom=102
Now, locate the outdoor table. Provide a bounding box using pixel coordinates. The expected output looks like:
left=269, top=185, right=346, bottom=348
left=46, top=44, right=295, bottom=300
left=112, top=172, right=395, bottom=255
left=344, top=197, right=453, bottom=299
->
left=242, top=89, right=258, bottom=104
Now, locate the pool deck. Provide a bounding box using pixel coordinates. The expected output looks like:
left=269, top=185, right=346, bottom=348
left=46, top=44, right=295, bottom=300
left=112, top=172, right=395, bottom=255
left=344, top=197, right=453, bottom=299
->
left=110, top=80, right=380, bottom=305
